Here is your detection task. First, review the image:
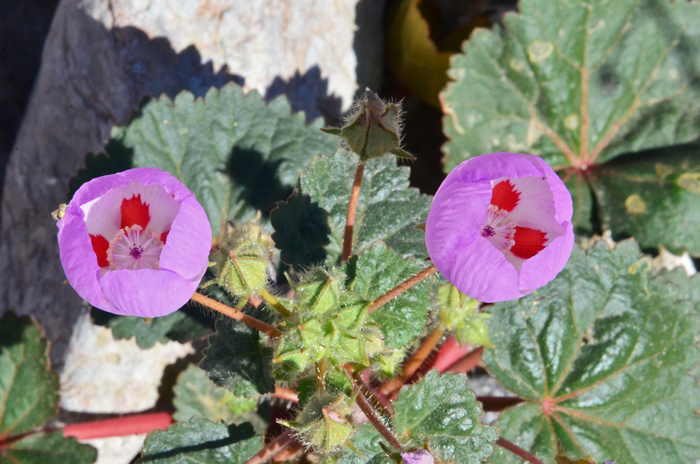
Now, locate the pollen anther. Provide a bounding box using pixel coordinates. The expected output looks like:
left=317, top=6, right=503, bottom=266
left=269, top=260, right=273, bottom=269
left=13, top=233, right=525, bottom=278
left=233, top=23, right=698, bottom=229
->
left=107, top=225, right=164, bottom=270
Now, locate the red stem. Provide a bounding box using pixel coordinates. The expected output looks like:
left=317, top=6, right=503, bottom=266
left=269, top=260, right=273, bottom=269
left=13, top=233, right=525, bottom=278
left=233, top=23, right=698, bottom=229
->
left=432, top=336, right=470, bottom=373
left=444, top=346, right=484, bottom=373
left=477, top=396, right=524, bottom=412
left=62, top=412, right=172, bottom=440
left=496, top=437, right=544, bottom=464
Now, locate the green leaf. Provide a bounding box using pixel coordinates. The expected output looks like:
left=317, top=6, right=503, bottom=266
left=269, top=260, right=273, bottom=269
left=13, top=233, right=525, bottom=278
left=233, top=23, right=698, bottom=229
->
left=1, top=432, right=97, bottom=464
left=138, top=418, right=261, bottom=464
left=0, top=313, right=58, bottom=438
left=271, top=151, right=432, bottom=270
left=442, top=0, right=700, bottom=252
left=173, top=365, right=257, bottom=424
left=111, top=83, right=337, bottom=236
left=587, top=144, right=700, bottom=254
left=336, top=424, right=393, bottom=464
left=344, top=242, right=433, bottom=348
left=200, top=319, right=275, bottom=398
left=392, top=371, right=498, bottom=464
left=91, top=307, right=210, bottom=349
left=437, top=284, right=493, bottom=348
left=484, top=240, right=700, bottom=464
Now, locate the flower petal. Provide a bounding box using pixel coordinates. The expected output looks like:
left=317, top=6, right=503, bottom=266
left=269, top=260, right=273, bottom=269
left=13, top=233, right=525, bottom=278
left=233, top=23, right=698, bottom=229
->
left=120, top=167, right=194, bottom=202
left=100, top=268, right=200, bottom=318
left=57, top=206, right=121, bottom=314
left=158, top=195, right=212, bottom=280
left=519, top=222, right=574, bottom=294
left=452, top=152, right=543, bottom=183
left=425, top=179, right=492, bottom=275
left=71, top=174, right=130, bottom=208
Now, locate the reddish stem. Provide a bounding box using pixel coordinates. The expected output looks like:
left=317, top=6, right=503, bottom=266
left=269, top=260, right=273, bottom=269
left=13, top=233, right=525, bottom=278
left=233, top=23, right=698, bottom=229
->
left=444, top=346, right=484, bottom=373
left=432, top=336, right=470, bottom=373
left=62, top=412, right=173, bottom=440
left=270, top=386, right=299, bottom=403
left=191, top=292, right=282, bottom=338
left=379, top=328, right=444, bottom=396
left=368, top=265, right=437, bottom=314
left=496, top=437, right=545, bottom=464
left=342, top=162, right=365, bottom=262
left=245, top=431, right=295, bottom=464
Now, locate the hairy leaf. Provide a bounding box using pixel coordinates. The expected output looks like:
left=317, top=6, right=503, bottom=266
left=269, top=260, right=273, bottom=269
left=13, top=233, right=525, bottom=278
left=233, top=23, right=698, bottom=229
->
left=442, top=0, right=700, bottom=253
left=484, top=240, right=700, bottom=464
left=139, top=418, right=261, bottom=464
left=0, top=313, right=58, bottom=438
left=200, top=319, right=275, bottom=398
left=272, top=152, right=432, bottom=270
left=1, top=432, right=97, bottom=464
left=105, top=83, right=336, bottom=236
left=345, top=242, right=433, bottom=348
left=393, top=371, right=498, bottom=464
left=173, top=365, right=257, bottom=424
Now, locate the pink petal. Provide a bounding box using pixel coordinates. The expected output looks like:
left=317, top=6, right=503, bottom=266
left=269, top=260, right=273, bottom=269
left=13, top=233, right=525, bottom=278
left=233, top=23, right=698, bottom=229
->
left=451, top=152, right=542, bottom=183
left=158, top=196, right=212, bottom=281
left=100, top=268, right=200, bottom=318
left=519, top=222, right=574, bottom=294
left=120, top=167, right=194, bottom=202
left=71, top=174, right=130, bottom=208
left=57, top=206, right=122, bottom=314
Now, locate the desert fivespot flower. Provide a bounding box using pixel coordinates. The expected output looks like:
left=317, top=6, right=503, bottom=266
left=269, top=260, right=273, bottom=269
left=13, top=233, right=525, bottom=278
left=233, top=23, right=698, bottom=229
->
left=425, top=152, right=574, bottom=302
left=57, top=168, right=212, bottom=317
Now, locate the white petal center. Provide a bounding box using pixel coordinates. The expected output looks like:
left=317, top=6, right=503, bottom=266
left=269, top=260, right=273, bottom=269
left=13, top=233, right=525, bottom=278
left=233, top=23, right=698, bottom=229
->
left=108, top=225, right=164, bottom=270
left=480, top=205, right=515, bottom=251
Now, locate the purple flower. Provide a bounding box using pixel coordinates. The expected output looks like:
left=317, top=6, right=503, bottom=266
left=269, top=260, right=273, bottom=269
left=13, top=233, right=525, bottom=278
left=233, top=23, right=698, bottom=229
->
left=400, top=449, right=434, bottom=464
left=57, top=168, right=212, bottom=317
left=425, top=152, right=574, bottom=302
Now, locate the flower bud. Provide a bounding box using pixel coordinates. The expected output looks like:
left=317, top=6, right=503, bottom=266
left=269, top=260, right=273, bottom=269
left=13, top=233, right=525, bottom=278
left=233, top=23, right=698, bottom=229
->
left=322, top=89, right=414, bottom=161
left=280, top=393, right=355, bottom=453
left=438, top=284, right=493, bottom=348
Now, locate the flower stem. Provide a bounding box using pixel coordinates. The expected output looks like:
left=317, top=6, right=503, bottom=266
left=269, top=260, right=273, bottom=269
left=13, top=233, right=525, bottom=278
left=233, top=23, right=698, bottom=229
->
left=259, top=288, right=292, bottom=318
left=191, top=292, right=282, bottom=338
left=379, top=328, right=444, bottom=396
left=341, top=162, right=365, bottom=262
left=61, top=412, right=172, bottom=440
left=271, top=386, right=299, bottom=403
left=368, top=265, right=437, bottom=314
left=495, top=437, right=544, bottom=464
left=346, top=366, right=403, bottom=451
left=445, top=346, right=484, bottom=373
left=244, top=430, right=295, bottom=464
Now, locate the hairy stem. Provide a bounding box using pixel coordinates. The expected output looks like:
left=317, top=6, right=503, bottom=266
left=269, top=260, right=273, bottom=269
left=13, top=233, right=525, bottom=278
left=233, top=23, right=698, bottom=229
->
left=496, top=438, right=544, bottom=464
left=244, top=430, right=295, bottom=464
left=271, top=387, right=299, bottom=403
left=346, top=366, right=403, bottom=451
left=368, top=265, right=437, bottom=314
left=259, top=288, right=292, bottom=318
left=191, top=292, right=282, bottom=338
left=379, top=328, right=444, bottom=396
left=341, top=162, right=365, bottom=262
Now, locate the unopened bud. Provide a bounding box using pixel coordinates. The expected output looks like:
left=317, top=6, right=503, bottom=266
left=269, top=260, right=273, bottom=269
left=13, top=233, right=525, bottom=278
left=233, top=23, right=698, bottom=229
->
left=280, top=393, right=355, bottom=453
left=401, top=449, right=434, bottom=464
left=322, top=89, right=415, bottom=161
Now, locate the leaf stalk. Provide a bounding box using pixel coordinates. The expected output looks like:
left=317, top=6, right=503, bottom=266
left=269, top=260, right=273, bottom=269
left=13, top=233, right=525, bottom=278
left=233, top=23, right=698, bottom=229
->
left=191, top=292, right=282, bottom=338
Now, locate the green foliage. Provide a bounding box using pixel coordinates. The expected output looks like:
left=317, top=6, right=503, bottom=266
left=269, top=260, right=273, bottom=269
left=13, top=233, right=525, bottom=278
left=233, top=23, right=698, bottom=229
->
left=336, top=424, right=394, bottom=464
left=484, top=240, right=700, bottom=464
left=138, top=418, right=261, bottom=464
left=271, top=151, right=432, bottom=270
left=0, top=313, right=96, bottom=464
left=392, top=371, right=498, bottom=464
left=84, top=83, right=337, bottom=236
left=1, top=432, right=97, bottom=464
left=210, top=223, right=274, bottom=305
left=345, top=242, right=433, bottom=348
left=200, top=319, right=275, bottom=398
left=173, top=365, right=257, bottom=424
left=442, top=0, right=700, bottom=253
left=437, top=284, right=492, bottom=348
left=280, top=393, right=355, bottom=453
left=91, top=307, right=210, bottom=349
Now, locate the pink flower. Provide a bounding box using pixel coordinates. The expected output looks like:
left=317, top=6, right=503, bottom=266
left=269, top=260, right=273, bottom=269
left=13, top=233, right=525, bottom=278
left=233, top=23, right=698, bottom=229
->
left=57, top=168, right=212, bottom=317
left=425, top=152, right=574, bottom=302
left=401, top=450, right=434, bottom=464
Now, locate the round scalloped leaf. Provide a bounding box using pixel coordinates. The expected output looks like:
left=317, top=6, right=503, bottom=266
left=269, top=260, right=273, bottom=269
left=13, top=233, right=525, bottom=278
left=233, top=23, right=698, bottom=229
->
left=484, top=240, right=700, bottom=464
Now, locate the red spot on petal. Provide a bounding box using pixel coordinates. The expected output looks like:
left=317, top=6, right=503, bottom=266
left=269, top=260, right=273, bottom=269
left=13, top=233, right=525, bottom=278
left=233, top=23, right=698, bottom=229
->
left=510, top=227, right=547, bottom=259
left=121, top=194, right=150, bottom=230
left=160, top=231, right=169, bottom=244
left=490, top=180, right=520, bottom=212
left=90, top=234, right=110, bottom=268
